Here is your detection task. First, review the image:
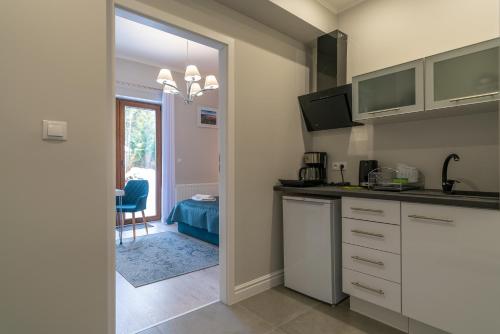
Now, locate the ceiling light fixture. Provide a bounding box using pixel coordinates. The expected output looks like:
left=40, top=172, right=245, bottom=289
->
left=156, top=41, right=218, bottom=104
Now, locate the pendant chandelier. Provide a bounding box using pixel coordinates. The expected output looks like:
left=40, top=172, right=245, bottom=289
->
left=156, top=40, right=219, bottom=104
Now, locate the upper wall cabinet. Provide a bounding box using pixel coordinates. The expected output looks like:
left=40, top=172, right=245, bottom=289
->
left=426, top=38, right=499, bottom=110
left=352, top=60, right=424, bottom=122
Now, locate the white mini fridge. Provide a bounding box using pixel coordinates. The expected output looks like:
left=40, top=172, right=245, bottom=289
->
left=282, top=196, right=346, bottom=304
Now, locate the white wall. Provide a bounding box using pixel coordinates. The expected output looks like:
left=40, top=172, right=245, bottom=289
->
left=115, top=57, right=219, bottom=185
left=310, top=0, right=500, bottom=191
left=134, top=0, right=309, bottom=285
left=0, top=1, right=113, bottom=333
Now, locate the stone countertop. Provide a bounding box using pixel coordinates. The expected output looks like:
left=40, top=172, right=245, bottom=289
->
left=273, top=185, right=500, bottom=210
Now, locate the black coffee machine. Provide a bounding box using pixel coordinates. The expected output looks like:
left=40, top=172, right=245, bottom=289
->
left=298, top=152, right=328, bottom=184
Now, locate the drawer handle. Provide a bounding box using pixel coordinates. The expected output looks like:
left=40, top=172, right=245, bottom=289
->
left=351, top=229, right=384, bottom=238
left=351, top=282, right=384, bottom=295
left=449, top=91, right=499, bottom=102
left=350, top=207, right=384, bottom=214
left=408, top=214, right=454, bottom=223
left=351, top=255, right=384, bottom=266
left=367, top=107, right=400, bottom=114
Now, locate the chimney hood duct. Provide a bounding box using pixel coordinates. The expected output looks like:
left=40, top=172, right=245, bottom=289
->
left=298, top=30, right=361, bottom=131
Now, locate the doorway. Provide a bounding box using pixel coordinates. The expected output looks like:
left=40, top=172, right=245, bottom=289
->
left=113, top=6, right=233, bottom=334
left=116, top=99, right=162, bottom=222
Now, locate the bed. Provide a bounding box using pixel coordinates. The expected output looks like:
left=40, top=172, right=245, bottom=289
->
left=166, top=197, right=219, bottom=245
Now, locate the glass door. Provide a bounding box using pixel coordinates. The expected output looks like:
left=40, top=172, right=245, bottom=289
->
left=425, top=38, right=499, bottom=110
left=116, top=99, right=162, bottom=222
left=352, top=59, right=424, bottom=122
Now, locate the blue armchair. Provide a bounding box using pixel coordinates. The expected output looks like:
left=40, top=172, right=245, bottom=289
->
left=117, top=179, right=149, bottom=239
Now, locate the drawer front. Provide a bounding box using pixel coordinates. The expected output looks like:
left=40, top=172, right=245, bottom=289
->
left=342, top=197, right=401, bottom=225
left=342, top=243, right=401, bottom=283
left=343, top=268, right=401, bottom=313
left=342, top=218, right=400, bottom=254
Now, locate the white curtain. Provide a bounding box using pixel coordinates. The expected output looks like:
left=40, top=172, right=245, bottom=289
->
left=161, top=93, right=176, bottom=221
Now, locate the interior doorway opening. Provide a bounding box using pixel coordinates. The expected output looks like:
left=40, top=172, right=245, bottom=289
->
left=113, top=7, right=229, bottom=334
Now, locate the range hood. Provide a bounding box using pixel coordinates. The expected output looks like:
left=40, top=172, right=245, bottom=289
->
left=299, top=30, right=361, bottom=131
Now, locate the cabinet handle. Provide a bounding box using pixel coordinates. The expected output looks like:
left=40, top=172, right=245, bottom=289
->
left=408, top=214, right=454, bottom=223
left=351, top=229, right=384, bottom=238
left=449, top=91, right=499, bottom=102
left=351, top=282, right=384, bottom=295
left=351, top=256, right=384, bottom=266
left=367, top=107, right=400, bottom=114
left=284, top=198, right=326, bottom=205
left=350, top=207, right=384, bottom=214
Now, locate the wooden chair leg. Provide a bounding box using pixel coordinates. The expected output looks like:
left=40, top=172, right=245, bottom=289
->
left=132, top=212, right=137, bottom=240
left=141, top=210, right=149, bottom=234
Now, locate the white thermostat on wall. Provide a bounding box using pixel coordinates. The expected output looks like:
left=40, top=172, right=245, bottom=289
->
left=42, top=120, right=67, bottom=141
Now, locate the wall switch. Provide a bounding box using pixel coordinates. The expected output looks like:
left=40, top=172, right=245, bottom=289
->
left=43, top=120, right=67, bottom=141
left=332, top=161, right=347, bottom=171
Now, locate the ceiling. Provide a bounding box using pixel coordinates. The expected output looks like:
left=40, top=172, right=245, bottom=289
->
left=316, top=0, right=367, bottom=14
left=115, top=16, right=219, bottom=75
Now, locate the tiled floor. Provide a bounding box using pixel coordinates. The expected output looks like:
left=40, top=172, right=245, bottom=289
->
left=138, top=286, right=404, bottom=334
left=116, top=222, right=220, bottom=334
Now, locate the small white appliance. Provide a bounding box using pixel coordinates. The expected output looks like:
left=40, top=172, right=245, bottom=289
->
left=282, top=196, right=346, bottom=304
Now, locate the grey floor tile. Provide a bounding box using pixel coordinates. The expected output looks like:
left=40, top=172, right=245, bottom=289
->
left=148, top=302, right=273, bottom=334
left=279, top=300, right=405, bottom=334
left=237, top=286, right=320, bottom=327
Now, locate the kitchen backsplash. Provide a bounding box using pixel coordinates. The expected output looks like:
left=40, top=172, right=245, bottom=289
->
left=308, top=110, right=499, bottom=192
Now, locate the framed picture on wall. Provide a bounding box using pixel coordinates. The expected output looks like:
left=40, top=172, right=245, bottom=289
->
left=197, top=106, right=217, bottom=128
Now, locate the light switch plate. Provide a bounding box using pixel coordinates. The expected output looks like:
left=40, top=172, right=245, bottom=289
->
left=43, top=120, right=67, bottom=141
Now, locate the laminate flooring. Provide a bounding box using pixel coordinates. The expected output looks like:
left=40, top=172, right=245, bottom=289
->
left=115, top=222, right=219, bottom=334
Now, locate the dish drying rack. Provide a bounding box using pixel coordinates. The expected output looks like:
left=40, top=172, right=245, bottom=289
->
left=367, top=167, right=423, bottom=192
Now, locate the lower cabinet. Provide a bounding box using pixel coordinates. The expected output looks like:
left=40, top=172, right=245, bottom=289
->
left=343, top=268, right=401, bottom=313
left=402, top=202, right=500, bottom=334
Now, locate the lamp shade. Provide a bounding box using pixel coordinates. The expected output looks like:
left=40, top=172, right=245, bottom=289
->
left=204, top=75, right=219, bottom=90
left=156, top=69, right=175, bottom=85
left=190, top=83, right=203, bottom=96
left=184, top=65, right=201, bottom=82
left=163, top=81, right=179, bottom=94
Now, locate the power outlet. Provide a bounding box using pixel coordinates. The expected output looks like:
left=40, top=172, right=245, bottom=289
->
left=332, top=161, right=347, bottom=171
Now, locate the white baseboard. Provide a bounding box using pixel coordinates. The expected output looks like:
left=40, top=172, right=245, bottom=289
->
left=232, top=270, right=284, bottom=303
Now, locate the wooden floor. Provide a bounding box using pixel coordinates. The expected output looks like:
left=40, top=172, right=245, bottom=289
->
left=116, top=222, right=220, bottom=334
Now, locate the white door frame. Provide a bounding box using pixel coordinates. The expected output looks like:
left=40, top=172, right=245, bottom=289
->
left=110, top=0, right=237, bottom=325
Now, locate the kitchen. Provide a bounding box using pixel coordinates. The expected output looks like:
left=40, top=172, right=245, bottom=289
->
left=275, top=14, right=499, bottom=334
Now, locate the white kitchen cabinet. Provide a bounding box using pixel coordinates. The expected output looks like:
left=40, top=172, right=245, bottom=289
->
left=342, top=197, right=401, bottom=225
left=343, top=268, right=401, bottom=313
left=343, top=243, right=401, bottom=283
left=402, top=202, right=500, bottom=334
left=282, top=196, right=345, bottom=304
left=352, top=59, right=424, bottom=122
left=342, top=218, right=401, bottom=254
left=425, top=38, right=499, bottom=111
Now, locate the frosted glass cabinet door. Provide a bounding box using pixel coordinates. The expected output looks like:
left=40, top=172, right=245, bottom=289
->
left=352, top=60, right=424, bottom=122
left=426, top=38, right=499, bottom=110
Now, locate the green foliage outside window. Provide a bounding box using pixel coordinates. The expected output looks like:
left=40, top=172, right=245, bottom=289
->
left=124, top=106, right=156, bottom=172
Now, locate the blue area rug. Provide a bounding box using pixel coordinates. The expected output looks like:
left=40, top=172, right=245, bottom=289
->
left=116, top=231, right=219, bottom=287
